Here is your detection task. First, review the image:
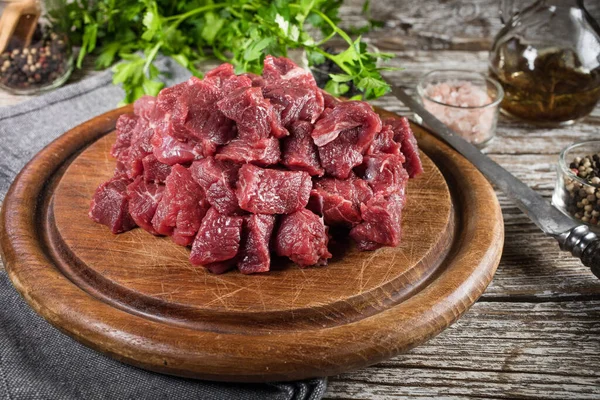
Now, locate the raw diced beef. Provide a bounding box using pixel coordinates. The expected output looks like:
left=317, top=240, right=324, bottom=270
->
left=127, top=177, right=165, bottom=234
left=89, top=177, right=136, bottom=234
left=321, top=89, right=339, bottom=109
left=358, top=153, right=409, bottom=195
left=113, top=161, right=128, bottom=179
left=309, top=174, right=373, bottom=227
left=311, top=101, right=382, bottom=147
left=190, top=157, right=238, bottom=189
left=121, top=117, right=155, bottom=179
left=236, top=164, right=311, bottom=214
left=134, top=95, right=157, bottom=121
left=367, top=124, right=403, bottom=158
left=111, top=113, right=137, bottom=158
left=151, top=129, right=204, bottom=165
left=205, top=63, right=235, bottom=79
left=142, top=154, right=171, bottom=183
left=385, top=116, right=423, bottom=177
left=152, top=164, right=208, bottom=246
left=350, top=192, right=405, bottom=250
left=262, top=83, right=324, bottom=126
left=217, top=87, right=287, bottom=140
left=275, top=209, right=332, bottom=267
left=190, top=157, right=241, bottom=215
left=216, top=137, right=280, bottom=166
left=153, top=83, right=189, bottom=140
left=238, top=214, right=276, bottom=274
left=262, top=55, right=316, bottom=87
left=317, top=127, right=365, bottom=179
left=190, top=207, right=244, bottom=267
left=182, top=76, right=243, bottom=151
left=241, top=72, right=265, bottom=87
left=281, top=121, right=324, bottom=176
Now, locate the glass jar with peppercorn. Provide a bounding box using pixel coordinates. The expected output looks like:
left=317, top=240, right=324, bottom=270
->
left=0, top=0, right=72, bottom=94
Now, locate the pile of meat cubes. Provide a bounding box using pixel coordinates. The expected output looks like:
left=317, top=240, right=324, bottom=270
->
left=89, top=56, right=423, bottom=274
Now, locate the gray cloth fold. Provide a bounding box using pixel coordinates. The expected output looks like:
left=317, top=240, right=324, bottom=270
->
left=0, top=58, right=327, bottom=400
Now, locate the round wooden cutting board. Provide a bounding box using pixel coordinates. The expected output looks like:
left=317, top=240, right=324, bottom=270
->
left=0, top=106, right=503, bottom=382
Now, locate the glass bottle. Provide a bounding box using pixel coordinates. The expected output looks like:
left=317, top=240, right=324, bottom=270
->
left=0, top=0, right=73, bottom=94
left=489, top=0, right=600, bottom=126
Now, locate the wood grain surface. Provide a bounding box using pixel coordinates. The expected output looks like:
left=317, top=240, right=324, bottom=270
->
left=1, top=0, right=600, bottom=397
left=0, top=106, right=502, bottom=382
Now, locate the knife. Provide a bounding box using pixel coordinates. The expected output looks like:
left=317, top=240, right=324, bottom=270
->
left=390, top=84, right=600, bottom=279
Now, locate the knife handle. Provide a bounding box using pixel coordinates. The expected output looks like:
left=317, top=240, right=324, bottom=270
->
left=556, top=225, right=600, bottom=279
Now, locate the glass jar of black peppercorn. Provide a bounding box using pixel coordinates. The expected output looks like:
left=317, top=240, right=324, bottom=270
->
left=0, top=0, right=73, bottom=94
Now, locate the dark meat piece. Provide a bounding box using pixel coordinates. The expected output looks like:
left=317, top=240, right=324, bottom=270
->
left=274, top=209, right=332, bottom=267
left=142, top=154, right=171, bottom=183
left=317, top=126, right=364, bottom=179
left=216, top=137, right=280, bottom=166
left=127, top=177, right=165, bottom=234
left=241, top=72, right=265, bottom=87
left=236, top=164, right=312, bottom=214
left=190, top=157, right=241, bottom=215
left=217, top=86, right=287, bottom=140
left=190, top=207, right=244, bottom=267
left=151, top=129, right=204, bottom=166
left=263, top=83, right=324, bottom=126
left=262, top=55, right=317, bottom=87
left=321, top=89, right=339, bottom=109
left=111, top=113, right=137, bottom=158
left=204, top=63, right=235, bottom=79
left=311, top=101, right=382, bottom=147
left=238, top=214, right=276, bottom=274
left=122, top=117, right=155, bottom=179
left=309, top=174, right=373, bottom=227
left=350, top=192, right=405, bottom=250
left=367, top=124, right=403, bottom=158
left=152, top=164, right=209, bottom=246
left=385, top=116, right=423, bottom=177
left=281, top=120, right=324, bottom=176
left=357, top=153, right=409, bottom=196
left=134, top=95, right=158, bottom=121
left=89, top=177, right=136, bottom=234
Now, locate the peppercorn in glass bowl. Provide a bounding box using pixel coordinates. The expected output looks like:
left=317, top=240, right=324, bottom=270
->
left=0, top=0, right=73, bottom=94
left=552, top=141, right=600, bottom=230
left=416, top=70, right=504, bottom=146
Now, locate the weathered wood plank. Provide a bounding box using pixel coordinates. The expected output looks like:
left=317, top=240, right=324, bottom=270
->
left=326, top=300, right=600, bottom=399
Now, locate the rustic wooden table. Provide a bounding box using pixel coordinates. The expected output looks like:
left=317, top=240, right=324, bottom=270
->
left=1, top=0, right=599, bottom=398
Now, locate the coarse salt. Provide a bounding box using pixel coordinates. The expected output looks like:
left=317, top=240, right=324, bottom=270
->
left=422, top=80, right=496, bottom=144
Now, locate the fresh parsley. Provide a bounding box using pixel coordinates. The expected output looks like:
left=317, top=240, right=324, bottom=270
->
left=52, top=0, right=393, bottom=102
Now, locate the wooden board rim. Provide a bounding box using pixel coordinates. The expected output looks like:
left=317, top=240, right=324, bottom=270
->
left=0, top=106, right=504, bottom=382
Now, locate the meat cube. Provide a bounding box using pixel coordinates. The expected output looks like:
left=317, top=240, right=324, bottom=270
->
left=204, top=63, right=235, bottom=80
left=311, top=101, right=382, bottom=147
left=262, top=55, right=317, bottom=87
left=142, top=154, right=171, bottom=183
left=321, top=89, right=340, bottom=109
left=127, top=177, right=165, bottom=234
left=309, top=174, right=373, bottom=227
left=111, top=113, right=137, bottom=158
left=134, top=95, right=158, bottom=120
left=367, top=124, right=403, bottom=158
left=122, top=117, right=155, bottom=179
left=236, top=164, right=312, bottom=214
left=263, top=82, right=324, bottom=126
left=189, top=157, right=239, bottom=191
left=151, top=129, right=204, bottom=165
left=350, top=192, right=405, bottom=250
left=89, top=177, right=136, bottom=234
left=216, top=87, right=287, bottom=139
left=238, top=214, right=276, bottom=274
left=190, top=207, right=244, bottom=267
left=274, top=209, right=332, bottom=267
left=317, top=127, right=364, bottom=179
left=241, top=72, right=266, bottom=87
left=385, top=116, right=423, bottom=177
left=216, top=137, right=280, bottom=166
left=152, top=164, right=209, bottom=246
left=357, top=153, right=409, bottom=196
left=281, top=120, right=324, bottom=176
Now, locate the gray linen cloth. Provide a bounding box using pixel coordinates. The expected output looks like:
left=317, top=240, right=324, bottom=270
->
left=0, top=58, right=327, bottom=400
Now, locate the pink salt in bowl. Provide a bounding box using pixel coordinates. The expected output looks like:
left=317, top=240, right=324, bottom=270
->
left=416, top=70, right=504, bottom=146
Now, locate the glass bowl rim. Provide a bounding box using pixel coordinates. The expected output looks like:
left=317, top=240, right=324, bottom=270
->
left=416, top=69, right=504, bottom=110
left=558, top=140, right=600, bottom=188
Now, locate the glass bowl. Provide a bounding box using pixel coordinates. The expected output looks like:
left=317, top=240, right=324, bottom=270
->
left=552, top=141, right=600, bottom=230
left=416, top=70, right=504, bottom=146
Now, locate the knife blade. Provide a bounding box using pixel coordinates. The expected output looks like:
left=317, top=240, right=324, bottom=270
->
left=389, top=84, right=600, bottom=278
